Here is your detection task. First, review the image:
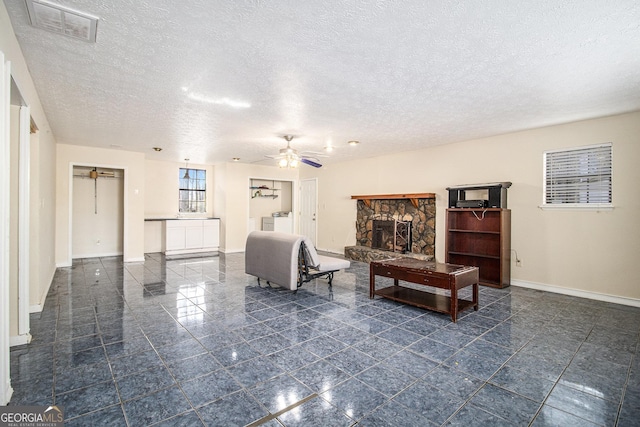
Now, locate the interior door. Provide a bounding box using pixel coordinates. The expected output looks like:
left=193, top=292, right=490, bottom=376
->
left=299, top=178, right=317, bottom=246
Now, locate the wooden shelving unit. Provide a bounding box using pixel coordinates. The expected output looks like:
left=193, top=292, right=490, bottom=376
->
left=445, top=208, right=511, bottom=288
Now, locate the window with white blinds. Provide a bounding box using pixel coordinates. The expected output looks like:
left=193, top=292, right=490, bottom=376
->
left=543, top=143, right=612, bottom=208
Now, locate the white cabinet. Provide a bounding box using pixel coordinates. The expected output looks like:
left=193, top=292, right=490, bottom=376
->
left=165, top=219, right=220, bottom=255
left=166, top=225, right=186, bottom=250
left=262, top=216, right=292, bottom=233
left=203, top=220, right=220, bottom=248
left=184, top=220, right=204, bottom=249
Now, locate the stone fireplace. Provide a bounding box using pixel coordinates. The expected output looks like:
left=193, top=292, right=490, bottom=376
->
left=345, top=193, right=436, bottom=263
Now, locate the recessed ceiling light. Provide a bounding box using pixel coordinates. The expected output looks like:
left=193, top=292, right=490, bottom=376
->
left=324, top=146, right=334, bottom=152
left=232, top=157, right=240, bottom=162
left=153, top=147, right=162, bottom=152
left=348, top=140, right=359, bottom=146
left=25, top=0, right=99, bottom=43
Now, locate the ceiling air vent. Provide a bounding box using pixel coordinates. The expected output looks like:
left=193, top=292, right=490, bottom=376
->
left=25, top=0, right=98, bottom=43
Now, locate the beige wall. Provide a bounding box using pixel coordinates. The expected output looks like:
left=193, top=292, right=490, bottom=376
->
left=215, top=162, right=297, bottom=252
left=300, top=111, right=640, bottom=301
left=56, top=145, right=145, bottom=265
left=145, top=159, right=215, bottom=217
left=31, top=128, right=56, bottom=308
left=213, top=163, right=228, bottom=251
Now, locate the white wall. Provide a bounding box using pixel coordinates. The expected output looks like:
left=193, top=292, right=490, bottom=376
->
left=56, top=144, right=145, bottom=264
left=300, top=111, right=640, bottom=302
left=72, top=169, right=124, bottom=258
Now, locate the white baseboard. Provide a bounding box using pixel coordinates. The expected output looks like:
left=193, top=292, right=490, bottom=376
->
left=73, top=251, right=123, bottom=259
left=29, top=267, right=55, bottom=313
left=56, top=261, right=72, bottom=268
left=511, top=279, right=640, bottom=308
left=164, top=247, right=219, bottom=256
left=124, top=257, right=145, bottom=263
left=220, top=248, right=244, bottom=254
left=9, top=333, right=32, bottom=347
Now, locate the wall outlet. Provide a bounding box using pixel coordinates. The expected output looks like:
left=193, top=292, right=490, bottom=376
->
left=96, top=239, right=101, bottom=245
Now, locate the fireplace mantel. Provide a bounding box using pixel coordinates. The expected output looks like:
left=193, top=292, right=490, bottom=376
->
left=351, top=193, right=435, bottom=208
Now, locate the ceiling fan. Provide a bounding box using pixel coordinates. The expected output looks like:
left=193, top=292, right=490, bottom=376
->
left=266, top=135, right=325, bottom=168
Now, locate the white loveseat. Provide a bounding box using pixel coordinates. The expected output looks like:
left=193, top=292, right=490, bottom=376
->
left=245, top=231, right=351, bottom=291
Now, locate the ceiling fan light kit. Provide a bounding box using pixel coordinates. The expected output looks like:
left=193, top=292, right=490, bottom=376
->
left=270, top=135, right=323, bottom=168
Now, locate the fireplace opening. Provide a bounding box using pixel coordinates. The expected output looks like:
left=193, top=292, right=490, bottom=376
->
left=372, top=219, right=411, bottom=253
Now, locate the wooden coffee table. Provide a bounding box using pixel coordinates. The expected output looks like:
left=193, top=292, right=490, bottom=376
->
left=369, top=258, right=479, bottom=322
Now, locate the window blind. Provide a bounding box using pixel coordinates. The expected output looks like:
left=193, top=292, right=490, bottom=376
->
left=543, top=143, right=612, bottom=206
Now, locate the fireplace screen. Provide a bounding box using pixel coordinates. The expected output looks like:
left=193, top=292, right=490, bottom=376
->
left=372, top=219, right=411, bottom=253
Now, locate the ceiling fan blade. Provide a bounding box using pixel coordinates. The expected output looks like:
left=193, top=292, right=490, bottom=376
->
left=300, top=150, right=329, bottom=158
left=300, top=158, right=322, bottom=168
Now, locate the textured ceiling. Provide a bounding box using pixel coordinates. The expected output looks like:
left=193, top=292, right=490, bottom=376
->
left=4, top=0, right=640, bottom=166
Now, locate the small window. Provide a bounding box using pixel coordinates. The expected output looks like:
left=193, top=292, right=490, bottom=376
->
left=179, top=168, right=206, bottom=213
left=543, top=143, right=612, bottom=208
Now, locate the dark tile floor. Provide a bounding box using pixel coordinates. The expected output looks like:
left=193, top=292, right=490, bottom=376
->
left=9, top=252, right=640, bottom=426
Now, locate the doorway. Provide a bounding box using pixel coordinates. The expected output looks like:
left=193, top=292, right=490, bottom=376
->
left=71, top=166, right=124, bottom=259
